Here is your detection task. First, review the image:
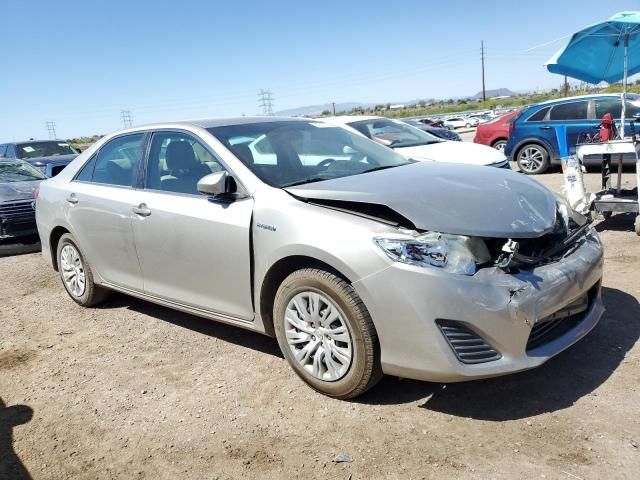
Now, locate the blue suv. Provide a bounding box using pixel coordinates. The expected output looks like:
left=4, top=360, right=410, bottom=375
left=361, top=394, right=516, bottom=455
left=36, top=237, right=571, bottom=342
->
left=505, top=93, right=640, bottom=174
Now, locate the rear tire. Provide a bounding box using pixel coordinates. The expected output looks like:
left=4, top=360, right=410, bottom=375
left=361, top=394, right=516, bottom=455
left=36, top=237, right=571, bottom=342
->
left=492, top=139, right=507, bottom=152
left=57, top=233, right=109, bottom=307
left=516, top=143, right=550, bottom=174
left=273, top=268, right=382, bottom=399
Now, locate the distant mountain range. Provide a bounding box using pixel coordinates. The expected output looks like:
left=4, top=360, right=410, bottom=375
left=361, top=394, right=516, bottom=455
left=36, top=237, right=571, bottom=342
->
left=275, top=88, right=517, bottom=117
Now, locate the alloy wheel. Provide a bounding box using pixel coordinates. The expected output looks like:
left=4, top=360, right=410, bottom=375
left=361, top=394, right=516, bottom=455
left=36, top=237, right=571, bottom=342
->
left=60, top=244, right=86, bottom=297
left=518, top=146, right=545, bottom=173
left=493, top=140, right=507, bottom=152
left=284, top=291, right=353, bottom=381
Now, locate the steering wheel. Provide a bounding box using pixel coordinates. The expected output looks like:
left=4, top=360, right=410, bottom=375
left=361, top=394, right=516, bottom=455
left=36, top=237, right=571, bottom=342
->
left=317, top=158, right=336, bottom=169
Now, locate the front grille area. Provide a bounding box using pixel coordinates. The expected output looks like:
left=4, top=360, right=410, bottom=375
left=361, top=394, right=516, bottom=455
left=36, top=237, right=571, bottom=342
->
left=0, top=200, right=35, bottom=220
left=0, top=200, right=36, bottom=240
left=436, top=320, right=502, bottom=364
left=526, top=286, right=596, bottom=352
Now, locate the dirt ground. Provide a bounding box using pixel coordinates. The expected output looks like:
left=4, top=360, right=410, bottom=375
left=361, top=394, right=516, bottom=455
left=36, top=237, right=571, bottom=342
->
left=1, top=171, right=639, bottom=480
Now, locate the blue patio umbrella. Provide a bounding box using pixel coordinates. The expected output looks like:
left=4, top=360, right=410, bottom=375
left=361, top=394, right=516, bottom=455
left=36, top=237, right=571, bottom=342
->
left=545, top=11, right=640, bottom=137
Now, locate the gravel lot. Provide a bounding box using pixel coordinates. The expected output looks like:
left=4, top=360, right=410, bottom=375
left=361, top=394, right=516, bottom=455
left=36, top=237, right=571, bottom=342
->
left=1, top=170, right=639, bottom=480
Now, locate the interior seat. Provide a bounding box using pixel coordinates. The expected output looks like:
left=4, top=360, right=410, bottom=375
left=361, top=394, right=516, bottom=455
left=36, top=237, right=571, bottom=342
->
left=161, top=141, right=211, bottom=194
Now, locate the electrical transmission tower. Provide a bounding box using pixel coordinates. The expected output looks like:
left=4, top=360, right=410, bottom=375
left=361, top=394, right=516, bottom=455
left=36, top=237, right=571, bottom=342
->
left=258, top=89, right=274, bottom=116
left=46, top=121, right=57, bottom=139
left=120, top=110, right=134, bottom=128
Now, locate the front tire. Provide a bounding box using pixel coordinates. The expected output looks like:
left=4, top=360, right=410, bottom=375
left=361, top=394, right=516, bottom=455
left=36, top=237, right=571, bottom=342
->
left=273, top=268, right=382, bottom=399
left=516, top=143, right=550, bottom=174
left=57, top=233, right=109, bottom=306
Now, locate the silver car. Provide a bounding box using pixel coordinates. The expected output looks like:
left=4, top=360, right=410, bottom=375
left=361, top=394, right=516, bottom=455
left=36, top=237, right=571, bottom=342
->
left=36, top=117, right=604, bottom=399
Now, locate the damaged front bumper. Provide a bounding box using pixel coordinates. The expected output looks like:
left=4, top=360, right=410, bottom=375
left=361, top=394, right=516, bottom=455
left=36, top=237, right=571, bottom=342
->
left=354, top=227, right=604, bottom=383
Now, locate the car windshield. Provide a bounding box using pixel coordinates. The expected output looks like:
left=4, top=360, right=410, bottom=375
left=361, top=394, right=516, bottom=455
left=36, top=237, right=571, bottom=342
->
left=0, top=161, right=46, bottom=182
left=16, top=141, right=77, bottom=159
left=207, top=120, right=411, bottom=188
left=347, top=118, right=442, bottom=148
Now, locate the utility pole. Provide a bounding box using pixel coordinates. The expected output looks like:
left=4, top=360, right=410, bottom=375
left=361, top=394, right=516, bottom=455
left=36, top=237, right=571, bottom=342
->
left=332, top=102, right=336, bottom=115
left=481, top=40, right=486, bottom=103
left=258, top=89, right=274, bottom=116
left=563, top=76, right=569, bottom=97
left=46, top=121, right=57, bottom=139
left=120, top=109, right=133, bottom=128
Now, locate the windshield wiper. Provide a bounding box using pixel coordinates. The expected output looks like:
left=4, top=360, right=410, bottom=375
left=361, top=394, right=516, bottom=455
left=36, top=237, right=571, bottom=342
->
left=281, top=177, right=330, bottom=188
left=361, top=164, right=405, bottom=174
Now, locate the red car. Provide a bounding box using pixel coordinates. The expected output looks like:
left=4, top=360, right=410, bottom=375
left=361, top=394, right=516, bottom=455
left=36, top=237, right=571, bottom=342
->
left=473, top=111, right=519, bottom=152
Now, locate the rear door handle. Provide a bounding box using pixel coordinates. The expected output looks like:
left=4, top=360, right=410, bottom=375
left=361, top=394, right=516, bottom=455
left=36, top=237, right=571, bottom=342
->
left=539, top=126, right=552, bottom=130
left=66, top=193, right=79, bottom=204
left=132, top=203, right=152, bottom=217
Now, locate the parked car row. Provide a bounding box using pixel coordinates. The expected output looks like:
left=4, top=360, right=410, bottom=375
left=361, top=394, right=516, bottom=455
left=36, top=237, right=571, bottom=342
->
left=32, top=115, right=604, bottom=399
left=402, top=119, right=462, bottom=141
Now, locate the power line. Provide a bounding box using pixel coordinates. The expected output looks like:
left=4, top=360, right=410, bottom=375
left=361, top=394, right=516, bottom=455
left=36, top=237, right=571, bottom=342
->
left=46, top=121, right=57, bottom=139
left=258, top=89, right=274, bottom=115
left=120, top=109, right=133, bottom=128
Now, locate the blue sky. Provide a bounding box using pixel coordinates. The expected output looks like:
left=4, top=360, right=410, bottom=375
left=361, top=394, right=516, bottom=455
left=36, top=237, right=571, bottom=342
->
left=1, top=0, right=639, bottom=139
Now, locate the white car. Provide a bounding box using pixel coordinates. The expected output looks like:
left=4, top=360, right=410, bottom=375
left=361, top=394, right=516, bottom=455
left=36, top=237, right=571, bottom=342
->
left=467, top=114, right=491, bottom=124
left=321, top=116, right=510, bottom=168
left=446, top=116, right=479, bottom=129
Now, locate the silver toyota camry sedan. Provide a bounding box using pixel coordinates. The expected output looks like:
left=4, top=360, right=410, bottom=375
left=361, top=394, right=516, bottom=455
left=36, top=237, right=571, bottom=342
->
left=36, top=117, right=604, bottom=399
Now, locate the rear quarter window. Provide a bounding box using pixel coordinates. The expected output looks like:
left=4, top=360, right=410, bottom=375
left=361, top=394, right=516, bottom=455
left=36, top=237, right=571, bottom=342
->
left=526, top=107, right=550, bottom=122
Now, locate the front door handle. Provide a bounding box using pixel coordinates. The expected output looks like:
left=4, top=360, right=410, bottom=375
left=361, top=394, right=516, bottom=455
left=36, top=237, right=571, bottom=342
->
left=132, top=203, right=152, bottom=217
left=539, top=126, right=552, bottom=130
left=66, top=193, right=79, bottom=204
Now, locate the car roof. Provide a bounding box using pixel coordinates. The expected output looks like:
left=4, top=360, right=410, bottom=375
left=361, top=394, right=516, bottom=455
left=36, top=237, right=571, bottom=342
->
left=136, top=116, right=310, bottom=130
left=535, top=93, right=628, bottom=107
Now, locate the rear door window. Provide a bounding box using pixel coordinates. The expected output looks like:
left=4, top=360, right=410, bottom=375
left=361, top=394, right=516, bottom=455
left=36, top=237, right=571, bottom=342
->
left=91, top=134, right=144, bottom=187
left=549, top=101, right=588, bottom=120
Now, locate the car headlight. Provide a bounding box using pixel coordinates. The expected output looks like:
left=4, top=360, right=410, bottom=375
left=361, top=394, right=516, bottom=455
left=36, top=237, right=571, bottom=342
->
left=374, top=232, right=491, bottom=275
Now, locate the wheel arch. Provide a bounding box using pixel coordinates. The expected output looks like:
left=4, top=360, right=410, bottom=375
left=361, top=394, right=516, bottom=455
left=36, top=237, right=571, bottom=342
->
left=49, top=226, right=71, bottom=271
left=258, top=255, right=353, bottom=337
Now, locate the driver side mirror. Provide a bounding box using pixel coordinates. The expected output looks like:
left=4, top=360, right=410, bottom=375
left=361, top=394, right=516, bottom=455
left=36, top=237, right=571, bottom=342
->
left=197, top=171, right=236, bottom=198
left=633, top=112, right=640, bottom=123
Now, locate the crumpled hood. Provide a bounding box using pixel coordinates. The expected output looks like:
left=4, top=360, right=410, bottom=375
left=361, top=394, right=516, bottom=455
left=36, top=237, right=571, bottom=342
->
left=24, top=154, right=77, bottom=166
left=286, top=162, right=558, bottom=238
left=395, top=141, right=507, bottom=166
left=0, top=180, right=41, bottom=203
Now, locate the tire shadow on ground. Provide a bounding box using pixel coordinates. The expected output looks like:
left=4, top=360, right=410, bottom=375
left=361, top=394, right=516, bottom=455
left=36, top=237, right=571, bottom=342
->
left=356, top=287, right=638, bottom=419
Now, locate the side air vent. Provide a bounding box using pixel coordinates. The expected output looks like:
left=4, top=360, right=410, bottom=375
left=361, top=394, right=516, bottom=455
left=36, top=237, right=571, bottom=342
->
left=436, top=320, right=502, bottom=364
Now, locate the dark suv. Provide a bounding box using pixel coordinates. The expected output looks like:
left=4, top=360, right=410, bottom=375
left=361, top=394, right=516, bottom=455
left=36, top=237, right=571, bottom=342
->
left=0, top=140, right=79, bottom=177
left=505, top=93, right=640, bottom=174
